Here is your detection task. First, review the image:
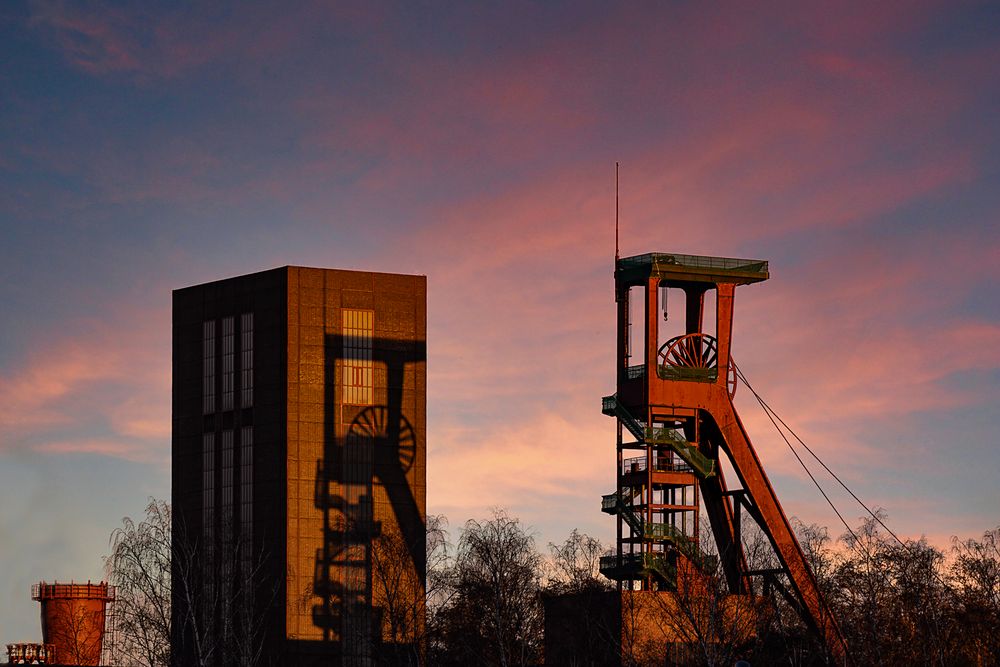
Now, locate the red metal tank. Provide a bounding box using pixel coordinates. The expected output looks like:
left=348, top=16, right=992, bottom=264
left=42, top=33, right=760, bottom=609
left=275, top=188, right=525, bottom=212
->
left=32, top=581, right=115, bottom=666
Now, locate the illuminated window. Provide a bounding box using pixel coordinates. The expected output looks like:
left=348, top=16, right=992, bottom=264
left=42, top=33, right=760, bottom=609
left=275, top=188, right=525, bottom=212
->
left=203, top=321, right=215, bottom=414
left=222, top=317, right=234, bottom=411
left=240, top=313, right=253, bottom=408
left=342, top=309, right=373, bottom=405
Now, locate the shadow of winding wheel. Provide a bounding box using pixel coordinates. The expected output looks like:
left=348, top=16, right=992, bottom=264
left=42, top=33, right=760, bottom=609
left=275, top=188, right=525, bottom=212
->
left=348, top=406, right=416, bottom=472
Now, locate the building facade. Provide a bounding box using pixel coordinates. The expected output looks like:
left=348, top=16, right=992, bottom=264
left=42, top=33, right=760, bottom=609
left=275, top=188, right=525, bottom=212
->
left=172, top=267, right=426, bottom=666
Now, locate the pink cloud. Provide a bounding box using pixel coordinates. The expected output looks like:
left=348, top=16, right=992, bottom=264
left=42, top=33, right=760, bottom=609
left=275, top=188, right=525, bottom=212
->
left=19, top=0, right=981, bottom=239
left=0, top=337, right=126, bottom=427
left=34, top=437, right=166, bottom=464
left=8, top=1, right=996, bottom=554
left=29, top=2, right=144, bottom=75
left=398, top=151, right=995, bottom=542
left=783, top=491, right=997, bottom=553
left=427, top=410, right=612, bottom=525
left=306, top=28, right=976, bottom=269
left=406, top=164, right=991, bottom=420
left=0, top=306, right=171, bottom=462
left=108, top=395, right=171, bottom=441
left=28, top=1, right=381, bottom=80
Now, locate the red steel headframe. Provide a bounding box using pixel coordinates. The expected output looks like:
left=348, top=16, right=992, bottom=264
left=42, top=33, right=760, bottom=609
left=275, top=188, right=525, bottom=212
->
left=608, top=253, right=848, bottom=663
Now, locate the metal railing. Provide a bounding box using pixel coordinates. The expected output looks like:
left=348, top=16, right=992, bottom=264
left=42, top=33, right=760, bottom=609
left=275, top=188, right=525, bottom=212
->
left=618, top=253, right=768, bottom=274
left=598, top=552, right=677, bottom=583
left=621, top=455, right=693, bottom=475
left=6, top=643, right=57, bottom=665
left=658, top=365, right=718, bottom=382
left=600, top=553, right=644, bottom=570
left=601, top=493, right=619, bottom=512
left=622, top=456, right=646, bottom=473
left=644, top=428, right=716, bottom=478
left=645, top=522, right=693, bottom=542
left=32, top=581, right=116, bottom=601
left=626, top=364, right=646, bottom=380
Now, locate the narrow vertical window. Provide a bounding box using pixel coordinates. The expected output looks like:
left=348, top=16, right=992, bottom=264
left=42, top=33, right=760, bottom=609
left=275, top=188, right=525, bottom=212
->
left=203, top=321, right=216, bottom=414
left=342, top=309, right=373, bottom=405
left=221, top=430, right=234, bottom=540
left=240, top=313, right=254, bottom=408
left=221, top=429, right=234, bottom=600
left=222, top=316, right=235, bottom=411
left=221, top=428, right=234, bottom=645
left=240, top=426, right=253, bottom=580
left=202, top=432, right=215, bottom=561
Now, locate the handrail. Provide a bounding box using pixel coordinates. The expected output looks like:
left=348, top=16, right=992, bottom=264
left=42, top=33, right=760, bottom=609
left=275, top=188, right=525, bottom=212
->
left=644, top=427, right=716, bottom=479
left=622, top=454, right=694, bottom=475
left=602, top=395, right=646, bottom=441
left=599, top=552, right=678, bottom=584
left=32, top=581, right=116, bottom=601
left=618, top=252, right=768, bottom=275
left=626, top=364, right=646, bottom=380
left=5, top=643, right=57, bottom=664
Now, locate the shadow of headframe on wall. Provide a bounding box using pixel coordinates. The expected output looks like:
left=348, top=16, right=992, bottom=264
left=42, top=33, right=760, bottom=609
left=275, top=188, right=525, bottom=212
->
left=304, top=333, right=426, bottom=664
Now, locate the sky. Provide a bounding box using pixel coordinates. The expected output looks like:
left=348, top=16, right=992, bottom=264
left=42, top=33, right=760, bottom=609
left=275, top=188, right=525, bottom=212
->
left=1, top=0, right=999, bottom=642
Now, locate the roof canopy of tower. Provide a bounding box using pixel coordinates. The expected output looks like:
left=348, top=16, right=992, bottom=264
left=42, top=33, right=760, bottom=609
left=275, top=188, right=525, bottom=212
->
left=616, top=252, right=769, bottom=285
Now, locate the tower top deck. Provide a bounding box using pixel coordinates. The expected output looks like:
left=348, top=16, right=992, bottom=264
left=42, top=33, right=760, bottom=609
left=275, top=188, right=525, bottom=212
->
left=616, top=252, right=769, bottom=285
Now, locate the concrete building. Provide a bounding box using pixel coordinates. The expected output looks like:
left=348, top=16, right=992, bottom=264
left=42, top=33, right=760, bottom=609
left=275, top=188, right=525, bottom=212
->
left=172, top=267, right=426, bottom=666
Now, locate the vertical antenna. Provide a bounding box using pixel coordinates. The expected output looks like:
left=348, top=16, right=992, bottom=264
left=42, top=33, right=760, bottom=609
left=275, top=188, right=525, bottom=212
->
left=615, top=161, right=620, bottom=263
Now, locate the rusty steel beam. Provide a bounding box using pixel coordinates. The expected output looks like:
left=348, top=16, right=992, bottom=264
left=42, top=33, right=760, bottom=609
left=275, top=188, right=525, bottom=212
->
left=699, top=462, right=745, bottom=594
left=713, top=401, right=849, bottom=661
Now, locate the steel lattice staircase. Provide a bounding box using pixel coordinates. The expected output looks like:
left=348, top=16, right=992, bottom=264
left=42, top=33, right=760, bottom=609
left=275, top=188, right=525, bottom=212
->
left=599, top=552, right=676, bottom=584
left=602, top=395, right=715, bottom=478
left=644, top=426, right=715, bottom=478
left=600, top=489, right=704, bottom=566
left=602, top=394, right=646, bottom=441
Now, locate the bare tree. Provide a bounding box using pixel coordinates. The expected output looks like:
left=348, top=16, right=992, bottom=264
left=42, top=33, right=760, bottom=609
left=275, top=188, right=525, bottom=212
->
left=369, top=524, right=425, bottom=665
left=169, top=519, right=213, bottom=667
left=623, top=517, right=800, bottom=666
left=106, top=500, right=274, bottom=667
left=423, top=511, right=1000, bottom=666
left=546, top=529, right=612, bottom=594
left=171, top=520, right=275, bottom=667
left=825, top=512, right=962, bottom=666
left=430, top=509, right=543, bottom=667
left=422, top=514, right=453, bottom=659
left=646, top=563, right=765, bottom=666
left=541, top=530, right=618, bottom=667
left=950, top=526, right=1000, bottom=665
left=352, top=513, right=453, bottom=665
left=104, top=499, right=171, bottom=667
left=619, top=587, right=654, bottom=667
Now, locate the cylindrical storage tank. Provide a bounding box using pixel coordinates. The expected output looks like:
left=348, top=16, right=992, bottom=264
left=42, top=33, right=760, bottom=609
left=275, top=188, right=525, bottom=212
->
left=32, top=581, right=115, bottom=666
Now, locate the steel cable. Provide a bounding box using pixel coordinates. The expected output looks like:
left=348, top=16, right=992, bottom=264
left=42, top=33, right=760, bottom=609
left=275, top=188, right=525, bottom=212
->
left=733, top=361, right=911, bottom=550
left=730, top=361, right=859, bottom=543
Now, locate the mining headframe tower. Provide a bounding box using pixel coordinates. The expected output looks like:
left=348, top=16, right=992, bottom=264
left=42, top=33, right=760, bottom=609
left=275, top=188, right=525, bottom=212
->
left=592, top=251, right=847, bottom=663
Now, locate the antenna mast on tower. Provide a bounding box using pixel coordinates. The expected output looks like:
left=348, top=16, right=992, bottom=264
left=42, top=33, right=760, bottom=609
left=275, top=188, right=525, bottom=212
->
left=615, top=162, right=620, bottom=262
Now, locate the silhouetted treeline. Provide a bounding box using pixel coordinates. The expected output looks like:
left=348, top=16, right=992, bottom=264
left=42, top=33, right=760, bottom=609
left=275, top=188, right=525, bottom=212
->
left=426, top=509, right=1000, bottom=667
left=103, top=501, right=1000, bottom=666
